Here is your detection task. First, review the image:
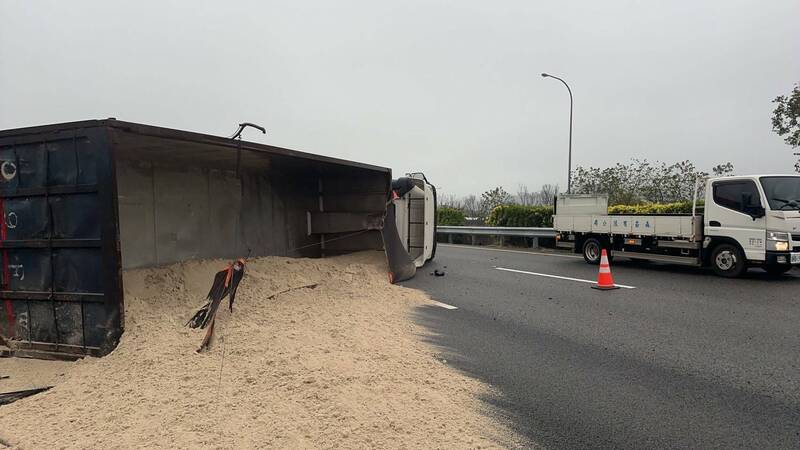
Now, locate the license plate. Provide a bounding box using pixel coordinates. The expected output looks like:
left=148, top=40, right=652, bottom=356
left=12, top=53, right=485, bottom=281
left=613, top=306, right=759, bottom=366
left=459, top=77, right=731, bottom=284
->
left=792, top=253, right=800, bottom=264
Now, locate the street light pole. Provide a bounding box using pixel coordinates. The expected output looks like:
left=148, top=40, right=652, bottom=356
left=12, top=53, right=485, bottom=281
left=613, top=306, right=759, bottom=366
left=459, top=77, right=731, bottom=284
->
left=541, top=73, right=573, bottom=194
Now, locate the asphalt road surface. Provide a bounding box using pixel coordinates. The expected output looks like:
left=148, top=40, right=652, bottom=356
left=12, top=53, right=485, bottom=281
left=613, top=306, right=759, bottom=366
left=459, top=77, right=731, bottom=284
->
left=403, top=244, right=800, bottom=449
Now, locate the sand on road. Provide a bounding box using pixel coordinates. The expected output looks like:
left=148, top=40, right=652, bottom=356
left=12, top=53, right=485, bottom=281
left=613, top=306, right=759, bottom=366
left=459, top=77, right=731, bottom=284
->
left=0, top=251, right=514, bottom=449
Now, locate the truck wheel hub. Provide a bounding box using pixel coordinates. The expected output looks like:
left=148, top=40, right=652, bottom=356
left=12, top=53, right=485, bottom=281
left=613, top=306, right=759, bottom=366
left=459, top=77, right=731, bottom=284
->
left=716, top=251, right=736, bottom=270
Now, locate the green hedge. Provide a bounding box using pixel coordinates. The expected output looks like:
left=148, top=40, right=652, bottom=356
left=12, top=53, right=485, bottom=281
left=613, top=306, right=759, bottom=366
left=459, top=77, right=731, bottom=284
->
left=607, top=200, right=704, bottom=215
left=437, top=206, right=466, bottom=226
left=486, top=205, right=554, bottom=227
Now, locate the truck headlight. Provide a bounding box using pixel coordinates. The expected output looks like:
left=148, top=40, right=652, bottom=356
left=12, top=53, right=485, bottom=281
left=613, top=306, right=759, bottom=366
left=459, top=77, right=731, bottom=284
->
left=767, top=231, right=790, bottom=251
left=770, top=241, right=790, bottom=251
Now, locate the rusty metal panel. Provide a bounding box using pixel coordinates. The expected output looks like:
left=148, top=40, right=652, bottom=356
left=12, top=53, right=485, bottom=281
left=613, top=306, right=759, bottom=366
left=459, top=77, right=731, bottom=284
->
left=0, top=127, right=120, bottom=358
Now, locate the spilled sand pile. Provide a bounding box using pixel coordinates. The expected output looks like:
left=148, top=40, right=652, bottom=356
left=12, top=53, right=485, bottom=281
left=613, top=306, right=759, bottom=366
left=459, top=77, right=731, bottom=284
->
left=0, top=251, right=511, bottom=449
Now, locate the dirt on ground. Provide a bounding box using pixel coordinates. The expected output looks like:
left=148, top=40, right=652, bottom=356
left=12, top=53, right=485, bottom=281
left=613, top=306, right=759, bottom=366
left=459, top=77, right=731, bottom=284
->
left=0, top=251, right=513, bottom=449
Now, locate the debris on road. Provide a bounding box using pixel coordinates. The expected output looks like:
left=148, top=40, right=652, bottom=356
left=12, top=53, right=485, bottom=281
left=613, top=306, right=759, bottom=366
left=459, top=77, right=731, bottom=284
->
left=430, top=269, right=446, bottom=277
left=186, top=259, right=247, bottom=329
left=265, top=282, right=319, bottom=300
left=186, top=259, right=247, bottom=352
left=0, top=387, right=52, bottom=406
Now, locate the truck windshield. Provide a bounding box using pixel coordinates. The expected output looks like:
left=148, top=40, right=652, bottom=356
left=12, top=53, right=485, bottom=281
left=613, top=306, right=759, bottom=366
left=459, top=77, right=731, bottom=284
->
left=760, top=176, right=800, bottom=210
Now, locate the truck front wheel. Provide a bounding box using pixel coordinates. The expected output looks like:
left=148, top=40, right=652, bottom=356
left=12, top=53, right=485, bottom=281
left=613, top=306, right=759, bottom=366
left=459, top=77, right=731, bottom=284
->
left=711, top=244, right=747, bottom=278
left=582, top=238, right=602, bottom=265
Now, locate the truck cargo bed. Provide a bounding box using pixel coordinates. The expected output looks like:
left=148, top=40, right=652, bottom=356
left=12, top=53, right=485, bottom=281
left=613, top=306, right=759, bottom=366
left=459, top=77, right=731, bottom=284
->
left=553, top=214, right=702, bottom=240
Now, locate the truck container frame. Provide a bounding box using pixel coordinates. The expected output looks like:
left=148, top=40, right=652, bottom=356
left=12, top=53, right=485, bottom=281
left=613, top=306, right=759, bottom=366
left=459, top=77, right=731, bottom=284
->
left=0, top=119, right=392, bottom=359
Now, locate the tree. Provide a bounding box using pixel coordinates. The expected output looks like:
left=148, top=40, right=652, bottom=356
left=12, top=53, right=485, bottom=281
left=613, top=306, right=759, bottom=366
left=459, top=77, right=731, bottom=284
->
left=772, top=83, right=800, bottom=172
left=439, top=193, right=463, bottom=209
left=516, top=184, right=535, bottom=206
left=534, top=184, right=559, bottom=205
left=711, top=162, right=734, bottom=177
left=571, top=160, right=650, bottom=204
left=479, top=186, right=513, bottom=216
left=656, top=160, right=707, bottom=203
left=461, top=194, right=482, bottom=219
left=517, top=184, right=559, bottom=206
left=570, top=158, right=727, bottom=205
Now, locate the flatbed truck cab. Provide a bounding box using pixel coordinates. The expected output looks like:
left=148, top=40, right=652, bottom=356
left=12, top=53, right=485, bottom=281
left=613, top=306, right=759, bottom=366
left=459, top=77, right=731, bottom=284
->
left=553, top=174, right=800, bottom=277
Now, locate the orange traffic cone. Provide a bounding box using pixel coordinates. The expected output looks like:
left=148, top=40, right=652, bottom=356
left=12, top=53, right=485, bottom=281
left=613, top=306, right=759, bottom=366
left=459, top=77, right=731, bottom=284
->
left=591, top=249, right=620, bottom=290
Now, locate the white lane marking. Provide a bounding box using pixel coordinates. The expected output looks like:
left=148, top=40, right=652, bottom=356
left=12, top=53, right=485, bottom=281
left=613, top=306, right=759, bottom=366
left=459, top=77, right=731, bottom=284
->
left=429, top=300, right=458, bottom=310
left=439, top=244, right=582, bottom=259
left=495, top=267, right=636, bottom=289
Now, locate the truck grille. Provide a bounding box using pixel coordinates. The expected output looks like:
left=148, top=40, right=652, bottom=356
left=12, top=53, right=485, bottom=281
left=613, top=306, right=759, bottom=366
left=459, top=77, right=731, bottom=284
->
left=793, top=234, right=800, bottom=242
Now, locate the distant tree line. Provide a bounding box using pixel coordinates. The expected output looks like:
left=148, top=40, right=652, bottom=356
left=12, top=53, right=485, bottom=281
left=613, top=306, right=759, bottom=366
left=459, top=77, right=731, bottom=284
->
left=438, top=159, right=734, bottom=225
left=439, top=184, right=559, bottom=224
left=570, top=159, right=734, bottom=205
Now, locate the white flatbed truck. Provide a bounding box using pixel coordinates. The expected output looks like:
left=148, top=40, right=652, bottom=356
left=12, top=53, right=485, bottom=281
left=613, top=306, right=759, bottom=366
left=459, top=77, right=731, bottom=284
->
left=553, top=174, right=800, bottom=277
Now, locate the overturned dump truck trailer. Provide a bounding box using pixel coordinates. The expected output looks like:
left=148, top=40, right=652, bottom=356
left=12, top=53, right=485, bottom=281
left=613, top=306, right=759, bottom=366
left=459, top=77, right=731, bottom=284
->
left=0, top=119, right=411, bottom=359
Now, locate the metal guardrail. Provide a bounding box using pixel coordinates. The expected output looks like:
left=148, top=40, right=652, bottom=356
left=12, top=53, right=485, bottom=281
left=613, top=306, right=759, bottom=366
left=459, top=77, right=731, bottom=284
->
left=437, top=226, right=556, bottom=238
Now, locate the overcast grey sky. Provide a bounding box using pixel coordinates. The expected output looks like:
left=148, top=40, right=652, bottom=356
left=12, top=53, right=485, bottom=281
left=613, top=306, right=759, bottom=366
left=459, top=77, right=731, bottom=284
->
left=2, top=1, right=798, bottom=196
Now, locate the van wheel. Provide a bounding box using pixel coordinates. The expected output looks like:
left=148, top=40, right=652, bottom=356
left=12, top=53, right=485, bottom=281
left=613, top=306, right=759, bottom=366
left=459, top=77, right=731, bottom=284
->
left=582, top=238, right=602, bottom=265
left=711, top=244, right=746, bottom=277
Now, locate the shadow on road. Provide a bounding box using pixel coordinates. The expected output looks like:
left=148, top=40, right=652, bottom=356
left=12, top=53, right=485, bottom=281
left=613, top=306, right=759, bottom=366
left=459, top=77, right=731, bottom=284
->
left=611, top=258, right=800, bottom=283
left=411, top=304, right=540, bottom=448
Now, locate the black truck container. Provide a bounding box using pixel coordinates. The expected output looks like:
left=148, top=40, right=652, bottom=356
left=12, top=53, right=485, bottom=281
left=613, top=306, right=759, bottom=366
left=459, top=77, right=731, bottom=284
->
left=0, top=119, right=391, bottom=359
